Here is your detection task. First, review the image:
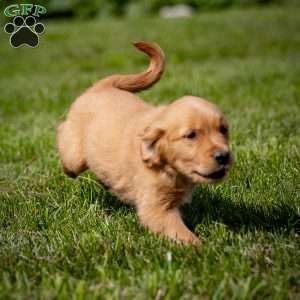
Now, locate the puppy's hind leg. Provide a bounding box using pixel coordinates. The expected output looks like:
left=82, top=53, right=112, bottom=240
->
left=57, top=121, right=87, bottom=178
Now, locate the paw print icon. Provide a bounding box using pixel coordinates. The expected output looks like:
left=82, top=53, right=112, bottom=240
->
left=4, top=16, right=45, bottom=48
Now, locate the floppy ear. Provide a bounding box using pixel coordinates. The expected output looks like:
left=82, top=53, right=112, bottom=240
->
left=140, top=126, right=164, bottom=167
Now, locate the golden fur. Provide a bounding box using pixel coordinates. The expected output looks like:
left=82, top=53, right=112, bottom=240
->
left=57, top=42, right=232, bottom=245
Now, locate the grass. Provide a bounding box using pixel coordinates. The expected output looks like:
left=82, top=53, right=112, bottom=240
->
left=0, top=6, right=300, bottom=300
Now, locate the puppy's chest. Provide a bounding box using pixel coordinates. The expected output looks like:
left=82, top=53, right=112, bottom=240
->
left=158, top=188, right=192, bottom=209
left=160, top=186, right=192, bottom=208
left=158, top=176, right=193, bottom=208
left=181, top=189, right=193, bottom=205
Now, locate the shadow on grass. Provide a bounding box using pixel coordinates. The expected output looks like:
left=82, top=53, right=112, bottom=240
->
left=182, top=187, right=300, bottom=234
left=83, top=177, right=300, bottom=234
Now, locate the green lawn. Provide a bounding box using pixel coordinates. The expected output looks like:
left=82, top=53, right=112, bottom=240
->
left=1, top=6, right=300, bottom=300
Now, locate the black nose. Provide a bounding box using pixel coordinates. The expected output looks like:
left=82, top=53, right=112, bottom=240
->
left=214, top=151, right=230, bottom=165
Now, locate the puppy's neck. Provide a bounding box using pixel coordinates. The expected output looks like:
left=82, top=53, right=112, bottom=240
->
left=160, top=163, right=194, bottom=191
left=153, top=164, right=193, bottom=209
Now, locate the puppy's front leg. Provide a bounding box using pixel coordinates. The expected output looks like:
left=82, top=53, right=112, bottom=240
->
left=138, top=204, right=201, bottom=245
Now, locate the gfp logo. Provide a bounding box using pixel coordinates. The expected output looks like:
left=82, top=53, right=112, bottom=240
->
left=3, top=4, right=47, bottom=48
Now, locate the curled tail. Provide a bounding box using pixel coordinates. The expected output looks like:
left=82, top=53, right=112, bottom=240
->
left=93, top=41, right=165, bottom=93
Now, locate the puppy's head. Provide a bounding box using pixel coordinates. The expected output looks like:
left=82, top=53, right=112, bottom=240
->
left=140, top=96, right=233, bottom=183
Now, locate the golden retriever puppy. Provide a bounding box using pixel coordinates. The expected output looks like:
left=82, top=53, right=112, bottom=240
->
left=57, top=42, right=232, bottom=245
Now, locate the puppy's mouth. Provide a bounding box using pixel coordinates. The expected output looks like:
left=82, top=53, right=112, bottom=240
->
left=192, top=168, right=227, bottom=181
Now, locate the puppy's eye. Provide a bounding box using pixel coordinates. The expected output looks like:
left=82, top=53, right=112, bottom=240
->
left=220, top=125, right=228, bottom=135
left=184, top=130, right=197, bottom=139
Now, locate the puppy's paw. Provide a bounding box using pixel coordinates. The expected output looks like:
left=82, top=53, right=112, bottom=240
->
left=179, top=232, right=202, bottom=246
left=63, top=166, right=78, bottom=179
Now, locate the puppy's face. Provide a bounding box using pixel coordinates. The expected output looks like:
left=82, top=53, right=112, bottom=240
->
left=141, top=97, right=232, bottom=183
